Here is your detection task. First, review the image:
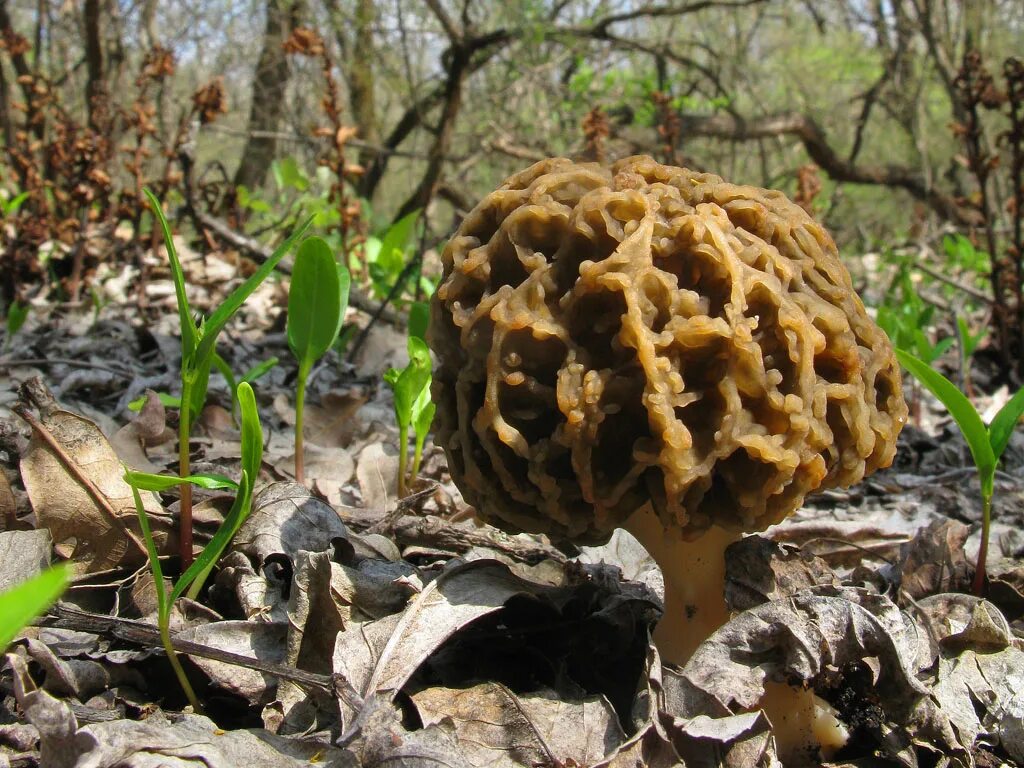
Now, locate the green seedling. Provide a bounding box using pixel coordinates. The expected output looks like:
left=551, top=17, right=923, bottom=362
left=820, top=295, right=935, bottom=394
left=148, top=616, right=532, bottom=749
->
left=410, top=378, right=436, bottom=482
left=144, top=188, right=311, bottom=569
left=0, top=564, right=70, bottom=650
left=896, top=349, right=1024, bottom=595
left=287, top=236, right=351, bottom=484
left=128, top=391, right=181, bottom=412
left=125, top=381, right=263, bottom=712
left=4, top=301, right=29, bottom=349
left=363, top=210, right=424, bottom=301
left=955, top=315, right=987, bottom=395
left=408, top=301, right=430, bottom=341
left=0, top=190, right=29, bottom=218
left=212, top=353, right=279, bottom=424
left=384, top=336, right=432, bottom=497
left=878, top=272, right=953, bottom=425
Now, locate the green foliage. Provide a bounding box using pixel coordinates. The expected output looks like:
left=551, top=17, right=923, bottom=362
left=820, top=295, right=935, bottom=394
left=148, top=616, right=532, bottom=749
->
left=287, top=236, right=351, bottom=482
left=408, top=301, right=430, bottom=341
left=942, top=233, right=990, bottom=278
left=385, top=336, right=433, bottom=496
left=363, top=210, right=426, bottom=302
left=0, top=564, right=70, bottom=650
left=125, top=381, right=263, bottom=712
left=144, top=187, right=310, bottom=565
left=3, top=301, right=29, bottom=348
left=876, top=269, right=952, bottom=365
left=895, top=349, right=1024, bottom=594
left=124, top=471, right=238, bottom=492
left=0, top=190, right=29, bottom=218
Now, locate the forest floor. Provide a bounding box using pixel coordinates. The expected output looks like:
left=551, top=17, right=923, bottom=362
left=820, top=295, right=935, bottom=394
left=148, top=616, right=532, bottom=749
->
left=1, top=239, right=1023, bottom=767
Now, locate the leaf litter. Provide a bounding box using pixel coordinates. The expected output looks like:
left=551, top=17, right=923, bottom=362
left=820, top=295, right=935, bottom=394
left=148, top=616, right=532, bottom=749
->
left=2, top=269, right=1024, bottom=767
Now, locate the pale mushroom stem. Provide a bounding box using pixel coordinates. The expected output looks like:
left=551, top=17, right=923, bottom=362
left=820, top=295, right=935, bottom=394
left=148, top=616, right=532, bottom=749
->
left=623, top=503, right=739, bottom=663
left=622, top=503, right=848, bottom=763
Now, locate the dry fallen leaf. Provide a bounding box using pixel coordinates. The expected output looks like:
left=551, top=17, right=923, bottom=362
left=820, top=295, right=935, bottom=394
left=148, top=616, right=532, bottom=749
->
left=898, top=519, right=973, bottom=599
left=232, top=482, right=350, bottom=566
left=0, top=529, right=52, bottom=591
left=412, top=682, right=625, bottom=767
left=724, top=534, right=839, bottom=612
left=180, top=620, right=287, bottom=705
left=18, top=381, right=169, bottom=572
left=6, top=650, right=353, bottom=767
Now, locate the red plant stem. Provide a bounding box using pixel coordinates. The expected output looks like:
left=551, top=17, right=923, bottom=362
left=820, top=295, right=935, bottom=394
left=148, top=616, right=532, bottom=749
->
left=972, top=494, right=992, bottom=595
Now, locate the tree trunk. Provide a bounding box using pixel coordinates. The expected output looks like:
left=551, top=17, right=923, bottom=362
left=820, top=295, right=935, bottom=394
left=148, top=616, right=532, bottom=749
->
left=349, top=0, right=377, bottom=160
left=233, top=0, right=297, bottom=191
left=83, top=0, right=103, bottom=130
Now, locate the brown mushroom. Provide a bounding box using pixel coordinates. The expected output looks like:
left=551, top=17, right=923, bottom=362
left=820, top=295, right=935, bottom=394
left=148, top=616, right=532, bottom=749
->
left=429, top=155, right=907, bottom=757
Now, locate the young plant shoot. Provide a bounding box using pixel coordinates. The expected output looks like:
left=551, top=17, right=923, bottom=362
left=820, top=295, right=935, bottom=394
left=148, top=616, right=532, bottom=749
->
left=125, top=381, right=263, bottom=711
left=287, top=236, right=351, bottom=483
left=384, top=335, right=432, bottom=497
left=896, top=349, right=1024, bottom=594
left=212, top=353, right=279, bottom=424
left=144, top=188, right=311, bottom=568
left=0, top=564, right=70, bottom=650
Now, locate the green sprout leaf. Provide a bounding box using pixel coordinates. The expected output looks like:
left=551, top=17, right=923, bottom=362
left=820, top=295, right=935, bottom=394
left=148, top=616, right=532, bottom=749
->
left=287, top=238, right=350, bottom=483
left=0, top=564, right=70, bottom=650
left=895, top=349, right=995, bottom=485
left=288, top=237, right=348, bottom=367
left=408, top=301, right=430, bottom=341
left=196, top=214, right=314, bottom=365
left=988, top=386, right=1024, bottom=463
left=237, top=382, right=263, bottom=492
left=123, top=470, right=239, bottom=493
left=240, top=357, right=279, bottom=385
left=144, top=188, right=198, bottom=363
left=5, top=301, right=29, bottom=340
left=389, top=336, right=432, bottom=431
left=128, top=392, right=181, bottom=412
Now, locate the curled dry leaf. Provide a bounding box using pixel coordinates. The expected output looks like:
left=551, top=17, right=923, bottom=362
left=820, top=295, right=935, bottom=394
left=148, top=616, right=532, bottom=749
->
left=232, top=482, right=350, bottom=567
left=670, top=586, right=967, bottom=765
left=334, top=560, right=562, bottom=731
left=411, top=682, right=625, bottom=767
left=18, top=384, right=168, bottom=571
left=724, top=534, right=839, bottom=612
left=929, top=599, right=1024, bottom=763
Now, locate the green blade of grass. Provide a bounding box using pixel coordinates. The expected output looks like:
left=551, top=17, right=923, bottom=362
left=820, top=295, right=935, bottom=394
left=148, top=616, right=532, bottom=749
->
left=195, top=214, right=315, bottom=364
left=143, top=189, right=197, bottom=360
left=988, top=385, right=1024, bottom=461
left=0, top=564, right=70, bottom=650
left=895, top=349, right=995, bottom=477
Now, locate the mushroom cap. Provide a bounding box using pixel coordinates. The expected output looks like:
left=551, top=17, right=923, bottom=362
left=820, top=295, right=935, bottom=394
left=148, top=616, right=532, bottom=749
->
left=429, top=156, right=907, bottom=544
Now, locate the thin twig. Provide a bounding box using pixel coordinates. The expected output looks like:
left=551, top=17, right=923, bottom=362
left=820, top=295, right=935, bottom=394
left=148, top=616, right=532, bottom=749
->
left=40, top=603, right=360, bottom=707
left=0, top=357, right=134, bottom=377
left=13, top=405, right=149, bottom=559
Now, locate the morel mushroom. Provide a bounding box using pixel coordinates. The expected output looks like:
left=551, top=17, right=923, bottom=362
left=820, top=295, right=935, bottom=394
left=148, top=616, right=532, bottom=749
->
left=429, top=156, right=906, bottom=751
